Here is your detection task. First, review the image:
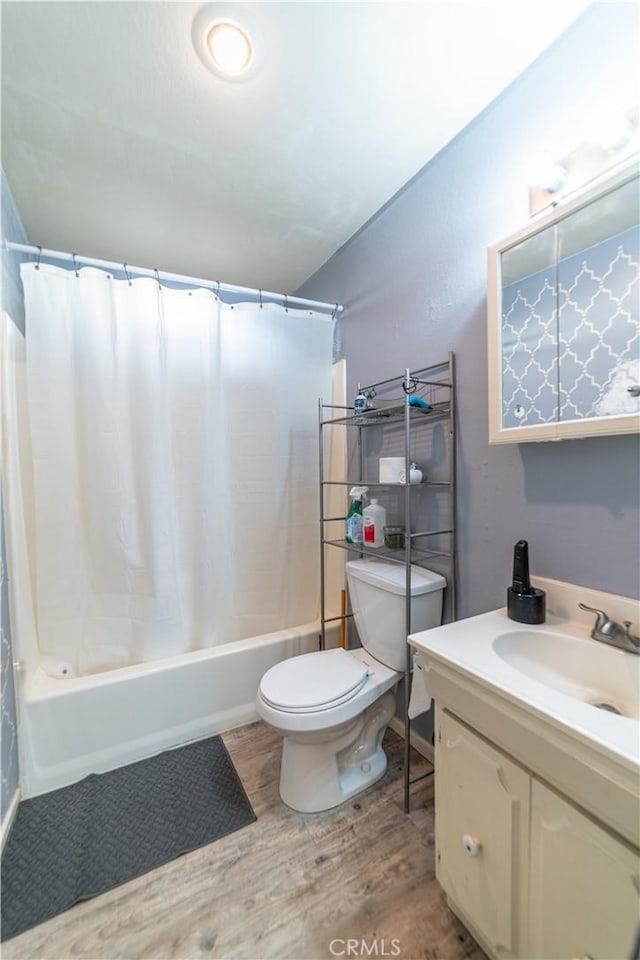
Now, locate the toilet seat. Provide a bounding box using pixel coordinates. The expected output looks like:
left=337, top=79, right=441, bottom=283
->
left=259, top=648, right=370, bottom=714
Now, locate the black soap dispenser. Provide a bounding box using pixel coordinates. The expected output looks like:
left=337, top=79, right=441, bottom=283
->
left=507, top=540, right=546, bottom=624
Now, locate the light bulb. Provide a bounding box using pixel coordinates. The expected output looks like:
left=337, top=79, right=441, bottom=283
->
left=586, top=101, right=633, bottom=153
left=206, top=20, right=253, bottom=76
left=524, top=153, right=568, bottom=193
left=192, top=5, right=264, bottom=83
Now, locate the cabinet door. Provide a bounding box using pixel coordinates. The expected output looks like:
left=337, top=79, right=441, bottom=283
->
left=488, top=159, right=640, bottom=443
left=529, top=779, right=640, bottom=960
left=436, top=709, right=530, bottom=957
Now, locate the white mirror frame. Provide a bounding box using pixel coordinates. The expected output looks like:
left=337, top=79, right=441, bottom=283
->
left=487, top=157, right=640, bottom=444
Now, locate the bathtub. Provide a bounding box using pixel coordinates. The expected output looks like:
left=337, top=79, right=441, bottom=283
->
left=17, top=622, right=320, bottom=798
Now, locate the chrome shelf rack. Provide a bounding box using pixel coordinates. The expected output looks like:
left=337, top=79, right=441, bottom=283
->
left=318, top=353, right=457, bottom=813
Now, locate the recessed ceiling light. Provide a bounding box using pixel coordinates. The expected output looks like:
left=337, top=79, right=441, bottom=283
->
left=206, top=20, right=253, bottom=77
left=192, top=4, right=264, bottom=83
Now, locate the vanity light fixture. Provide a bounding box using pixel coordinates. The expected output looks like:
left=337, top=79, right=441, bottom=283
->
left=524, top=152, right=568, bottom=193
left=192, top=4, right=265, bottom=82
left=525, top=104, right=639, bottom=216
left=586, top=100, right=634, bottom=154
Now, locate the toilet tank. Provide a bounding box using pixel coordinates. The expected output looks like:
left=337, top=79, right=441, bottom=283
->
left=345, top=559, right=446, bottom=672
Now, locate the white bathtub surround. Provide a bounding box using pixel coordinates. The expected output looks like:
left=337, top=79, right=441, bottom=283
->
left=17, top=622, right=319, bottom=798
left=409, top=578, right=640, bottom=960
left=17, top=263, right=333, bottom=677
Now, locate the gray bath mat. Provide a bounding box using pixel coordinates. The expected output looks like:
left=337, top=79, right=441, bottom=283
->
left=1, top=736, right=256, bottom=941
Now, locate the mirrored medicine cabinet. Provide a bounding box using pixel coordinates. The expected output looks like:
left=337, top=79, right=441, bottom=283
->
left=487, top=157, right=640, bottom=443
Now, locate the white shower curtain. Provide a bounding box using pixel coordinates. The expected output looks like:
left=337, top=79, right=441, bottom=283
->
left=19, top=263, right=333, bottom=676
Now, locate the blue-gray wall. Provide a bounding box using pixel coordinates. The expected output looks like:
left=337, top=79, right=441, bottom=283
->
left=1, top=168, right=29, bottom=819
left=299, top=2, right=640, bottom=617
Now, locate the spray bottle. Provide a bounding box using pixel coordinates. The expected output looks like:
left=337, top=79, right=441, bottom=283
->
left=345, top=487, right=368, bottom=543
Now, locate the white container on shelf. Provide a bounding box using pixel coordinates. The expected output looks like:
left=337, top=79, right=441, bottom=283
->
left=399, top=462, right=423, bottom=484
left=379, top=457, right=405, bottom=483
left=362, top=499, right=386, bottom=548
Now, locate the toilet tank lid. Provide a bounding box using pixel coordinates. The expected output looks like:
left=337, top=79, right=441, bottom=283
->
left=346, top=559, right=446, bottom=596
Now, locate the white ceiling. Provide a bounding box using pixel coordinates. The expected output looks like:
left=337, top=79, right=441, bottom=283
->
left=2, top=0, right=592, bottom=294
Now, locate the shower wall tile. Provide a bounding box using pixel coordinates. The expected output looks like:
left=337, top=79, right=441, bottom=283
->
left=1, top=167, right=29, bottom=821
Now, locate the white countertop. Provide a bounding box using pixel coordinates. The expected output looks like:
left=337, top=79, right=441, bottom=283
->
left=409, top=606, right=640, bottom=772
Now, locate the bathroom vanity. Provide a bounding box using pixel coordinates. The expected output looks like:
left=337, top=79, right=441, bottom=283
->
left=409, top=577, right=640, bottom=960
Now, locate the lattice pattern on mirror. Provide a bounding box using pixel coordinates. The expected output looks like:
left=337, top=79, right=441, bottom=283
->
left=501, top=225, right=639, bottom=428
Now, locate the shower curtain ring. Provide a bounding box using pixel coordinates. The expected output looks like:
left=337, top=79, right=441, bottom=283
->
left=216, top=281, right=221, bottom=300
left=72, top=253, right=79, bottom=278
left=155, top=268, right=161, bottom=291
left=123, top=263, right=132, bottom=286
left=331, top=302, right=338, bottom=320
left=284, top=294, right=289, bottom=313
left=259, top=289, right=263, bottom=309
left=35, top=245, right=42, bottom=270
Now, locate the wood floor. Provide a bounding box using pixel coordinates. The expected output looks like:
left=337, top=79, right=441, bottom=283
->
left=3, top=722, right=486, bottom=960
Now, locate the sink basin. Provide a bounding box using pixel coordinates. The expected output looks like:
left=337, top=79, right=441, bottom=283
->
left=493, top=629, right=640, bottom=720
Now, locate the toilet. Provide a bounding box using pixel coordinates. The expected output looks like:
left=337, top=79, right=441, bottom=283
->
left=256, top=559, right=446, bottom=813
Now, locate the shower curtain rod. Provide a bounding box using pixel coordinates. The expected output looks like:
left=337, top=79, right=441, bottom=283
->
left=5, top=241, right=343, bottom=317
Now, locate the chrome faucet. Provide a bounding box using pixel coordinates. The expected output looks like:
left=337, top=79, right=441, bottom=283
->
left=578, top=603, right=640, bottom=655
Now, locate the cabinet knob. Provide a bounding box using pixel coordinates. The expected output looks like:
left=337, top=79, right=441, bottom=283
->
left=462, top=834, right=481, bottom=857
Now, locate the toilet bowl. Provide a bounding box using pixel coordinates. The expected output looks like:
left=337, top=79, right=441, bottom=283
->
left=258, top=646, right=398, bottom=812
left=256, top=559, right=446, bottom=813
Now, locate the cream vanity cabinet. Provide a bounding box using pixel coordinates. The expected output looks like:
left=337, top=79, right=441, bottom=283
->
left=436, top=710, right=529, bottom=956
left=436, top=709, right=640, bottom=960
left=528, top=778, right=639, bottom=960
